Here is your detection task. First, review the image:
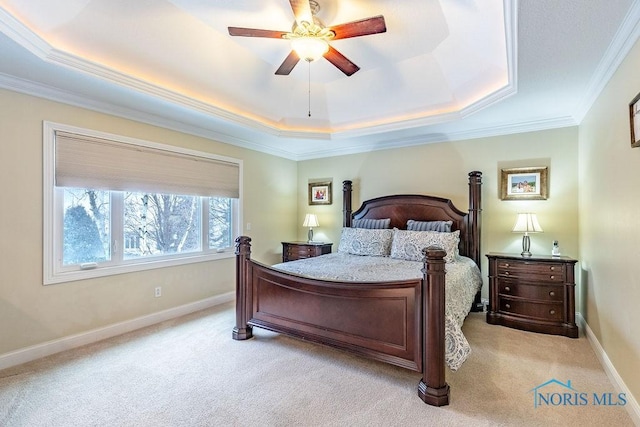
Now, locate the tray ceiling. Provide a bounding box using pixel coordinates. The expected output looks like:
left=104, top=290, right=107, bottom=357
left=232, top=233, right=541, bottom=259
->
left=0, top=0, right=638, bottom=159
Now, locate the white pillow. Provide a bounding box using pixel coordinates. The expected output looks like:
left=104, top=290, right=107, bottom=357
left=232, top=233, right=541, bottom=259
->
left=390, top=229, right=460, bottom=263
left=338, top=228, right=393, bottom=256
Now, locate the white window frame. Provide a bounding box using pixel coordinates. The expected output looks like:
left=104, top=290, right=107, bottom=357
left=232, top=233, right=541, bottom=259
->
left=43, top=121, right=243, bottom=285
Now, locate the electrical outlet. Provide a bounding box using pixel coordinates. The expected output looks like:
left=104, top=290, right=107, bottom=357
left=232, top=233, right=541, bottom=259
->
left=154, top=287, right=162, bottom=297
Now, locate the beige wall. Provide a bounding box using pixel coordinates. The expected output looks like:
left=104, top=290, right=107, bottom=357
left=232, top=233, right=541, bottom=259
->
left=298, top=127, right=580, bottom=300
left=579, top=38, right=640, bottom=402
left=0, top=89, right=297, bottom=355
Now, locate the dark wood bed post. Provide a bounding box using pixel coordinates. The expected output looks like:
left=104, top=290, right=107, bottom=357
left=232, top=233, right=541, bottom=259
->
left=343, top=180, right=353, bottom=227
left=232, top=236, right=253, bottom=340
left=418, top=247, right=450, bottom=406
left=467, top=171, right=483, bottom=312
left=467, top=171, right=482, bottom=266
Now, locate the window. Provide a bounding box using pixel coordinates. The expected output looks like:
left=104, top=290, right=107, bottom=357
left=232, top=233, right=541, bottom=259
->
left=44, top=122, right=242, bottom=284
left=61, top=189, right=232, bottom=263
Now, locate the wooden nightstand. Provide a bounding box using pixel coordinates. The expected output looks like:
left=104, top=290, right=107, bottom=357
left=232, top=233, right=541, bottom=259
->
left=486, top=252, right=578, bottom=338
left=281, top=241, right=332, bottom=262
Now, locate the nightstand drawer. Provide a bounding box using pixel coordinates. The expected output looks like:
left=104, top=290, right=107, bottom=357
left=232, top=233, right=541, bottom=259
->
left=497, top=260, right=565, bottom=282
left=286, top=246, right=317, bottom=258
left=498, top=280, right=564, bottom=302
left=281, top=242, right=333, bottom=262
left=499, top=297, right=564, bottom=321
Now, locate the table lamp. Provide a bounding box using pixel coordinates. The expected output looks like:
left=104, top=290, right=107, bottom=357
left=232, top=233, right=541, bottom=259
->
left=512, top=213, right=543, bottom=257
left=303, top=213, right=319, bottom=243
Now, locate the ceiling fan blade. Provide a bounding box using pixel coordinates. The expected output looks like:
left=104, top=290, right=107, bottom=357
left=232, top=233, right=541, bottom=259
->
left=275, top=51, right=301, bottom=75
left=329, top=15, right=387, bottom=40
left=289, top=0, right=313, bottom=25
left=324, top=46, right=360, bottom=76
left=228, top=27, right=287, bottom=39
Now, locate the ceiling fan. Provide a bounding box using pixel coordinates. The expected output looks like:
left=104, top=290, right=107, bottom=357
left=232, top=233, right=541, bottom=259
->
left=227, top=0, right=386, bottom=76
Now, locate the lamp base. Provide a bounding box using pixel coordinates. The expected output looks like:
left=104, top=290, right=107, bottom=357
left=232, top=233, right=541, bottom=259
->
left=307, top=228, right=314, bottom=243
left=521, top=234, right=531, bottom=257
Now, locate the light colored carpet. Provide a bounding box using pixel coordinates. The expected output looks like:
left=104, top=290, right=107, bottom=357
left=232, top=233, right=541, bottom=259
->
left=0, top=302, right=634, bottom=426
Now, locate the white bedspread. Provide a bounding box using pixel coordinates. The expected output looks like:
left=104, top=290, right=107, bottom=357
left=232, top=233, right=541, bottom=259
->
left=272, top=253, right=482, bottom=371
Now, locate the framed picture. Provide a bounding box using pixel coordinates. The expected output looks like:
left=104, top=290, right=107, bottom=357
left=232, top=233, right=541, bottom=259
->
left=308, top=181, right=332, bottom=205
left=629, top=92, right=640, bottom=147
left=500, top=167, right=548, bottom=200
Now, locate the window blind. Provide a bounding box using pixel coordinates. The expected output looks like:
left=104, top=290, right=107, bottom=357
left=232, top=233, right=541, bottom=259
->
left=55, top=131, right=240, bottom=198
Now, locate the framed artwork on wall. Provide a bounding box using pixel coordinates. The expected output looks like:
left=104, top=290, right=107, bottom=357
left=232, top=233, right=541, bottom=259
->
left=308, top=181, right=332, bottom=205
left=629, top=91, right=640, bottom=147
left=500, top=167, right=548, bottom=200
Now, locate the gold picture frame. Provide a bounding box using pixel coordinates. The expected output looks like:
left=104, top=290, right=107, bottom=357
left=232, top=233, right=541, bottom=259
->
left=500, top=167, right=548, bottom=200
left=308, top=181, right=332, bottom=205
left=629, top=91, right=640, bottom=147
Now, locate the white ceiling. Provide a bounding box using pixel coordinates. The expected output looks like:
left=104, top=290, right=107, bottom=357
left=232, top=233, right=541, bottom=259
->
left=0, top=0, right=639, bottom=160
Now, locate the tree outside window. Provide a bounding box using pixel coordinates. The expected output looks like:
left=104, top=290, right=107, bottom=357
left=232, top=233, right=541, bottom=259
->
left=62, top=188, right=233, bottom=266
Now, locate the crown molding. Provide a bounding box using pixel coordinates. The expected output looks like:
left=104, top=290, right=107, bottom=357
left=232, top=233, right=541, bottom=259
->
left=293, top=115, right=579, bottom=161
left=0, top=5, right=51, bottom=57
left=0, top=69, right=577, bottom=162
left=0, top=72, right=299, bottom=160
left=573, top=0, right=640, bottom=122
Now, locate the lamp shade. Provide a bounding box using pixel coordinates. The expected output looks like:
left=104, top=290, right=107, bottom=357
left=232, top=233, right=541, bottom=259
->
left=303, top=213, right=319, bottom=228
left=512, top=213, right=543, bottom=233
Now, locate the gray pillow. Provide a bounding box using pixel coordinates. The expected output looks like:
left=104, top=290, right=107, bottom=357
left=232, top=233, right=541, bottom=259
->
left=406, top=219, right=453, bottom=232
left=352, top=218, right=391, bottom=229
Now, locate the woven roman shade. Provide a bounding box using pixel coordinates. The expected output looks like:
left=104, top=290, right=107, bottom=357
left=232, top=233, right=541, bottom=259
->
left=55, top=131, right=240, bottom=198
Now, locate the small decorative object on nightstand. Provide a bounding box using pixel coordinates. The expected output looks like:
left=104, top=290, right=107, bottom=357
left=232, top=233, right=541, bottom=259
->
left=486, top=252, right=578, bottom=338
left=282, top=241, right=332, bottom=262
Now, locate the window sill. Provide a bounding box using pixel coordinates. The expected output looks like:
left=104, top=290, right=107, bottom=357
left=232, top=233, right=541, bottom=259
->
left=44, top=250, right=234, bottom=285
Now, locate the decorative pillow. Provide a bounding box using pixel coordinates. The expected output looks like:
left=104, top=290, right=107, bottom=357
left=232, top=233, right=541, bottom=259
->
left=338, top=228, right=393, bottom=256
left=352, top=218, right=391, bottom=229
left=406, top=219, right=453, bottom=232
left=390, top=229, right=460, bottom=263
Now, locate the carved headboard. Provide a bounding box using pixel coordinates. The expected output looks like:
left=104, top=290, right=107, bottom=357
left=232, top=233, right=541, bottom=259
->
left=342, top=171, right=482, bottom=268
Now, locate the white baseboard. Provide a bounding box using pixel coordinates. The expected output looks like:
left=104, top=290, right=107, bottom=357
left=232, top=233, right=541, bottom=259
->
left=0, top=291, right=234, bottom=371
left=577, top=313, right=640, bottom=426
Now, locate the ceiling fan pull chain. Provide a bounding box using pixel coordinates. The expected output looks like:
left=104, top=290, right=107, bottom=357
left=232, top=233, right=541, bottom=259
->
left=308, top=61, right=312, bottom=117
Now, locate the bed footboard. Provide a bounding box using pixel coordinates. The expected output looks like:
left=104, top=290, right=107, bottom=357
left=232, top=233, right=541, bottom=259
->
left=232, top=236, right=450, bottom=406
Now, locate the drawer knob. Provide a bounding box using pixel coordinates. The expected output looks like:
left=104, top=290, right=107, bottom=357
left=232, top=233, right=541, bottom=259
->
left=505, top=303, right=511, bottom=309
left=504, top=286, right=511, bottom=292
left=550, top=266, right=555, bottom=271
left=549, top=291, right=555, bottom=297
left=505, top=271, right=510, bottom=276
left=504, top=263, right=510, bottom=267
left=550, top=275, right=555, bottom=280
left=549, top=309, right=556, bottom=315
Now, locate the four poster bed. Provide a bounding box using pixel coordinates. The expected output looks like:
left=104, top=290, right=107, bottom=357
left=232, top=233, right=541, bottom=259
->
left=233, top=171, right=482, bottom=406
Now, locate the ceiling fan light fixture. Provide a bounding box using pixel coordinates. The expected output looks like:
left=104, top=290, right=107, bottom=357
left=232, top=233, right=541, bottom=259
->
left=228, top=1, right=385, bottom=76
left=291, top=36, right=329, bottom=62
